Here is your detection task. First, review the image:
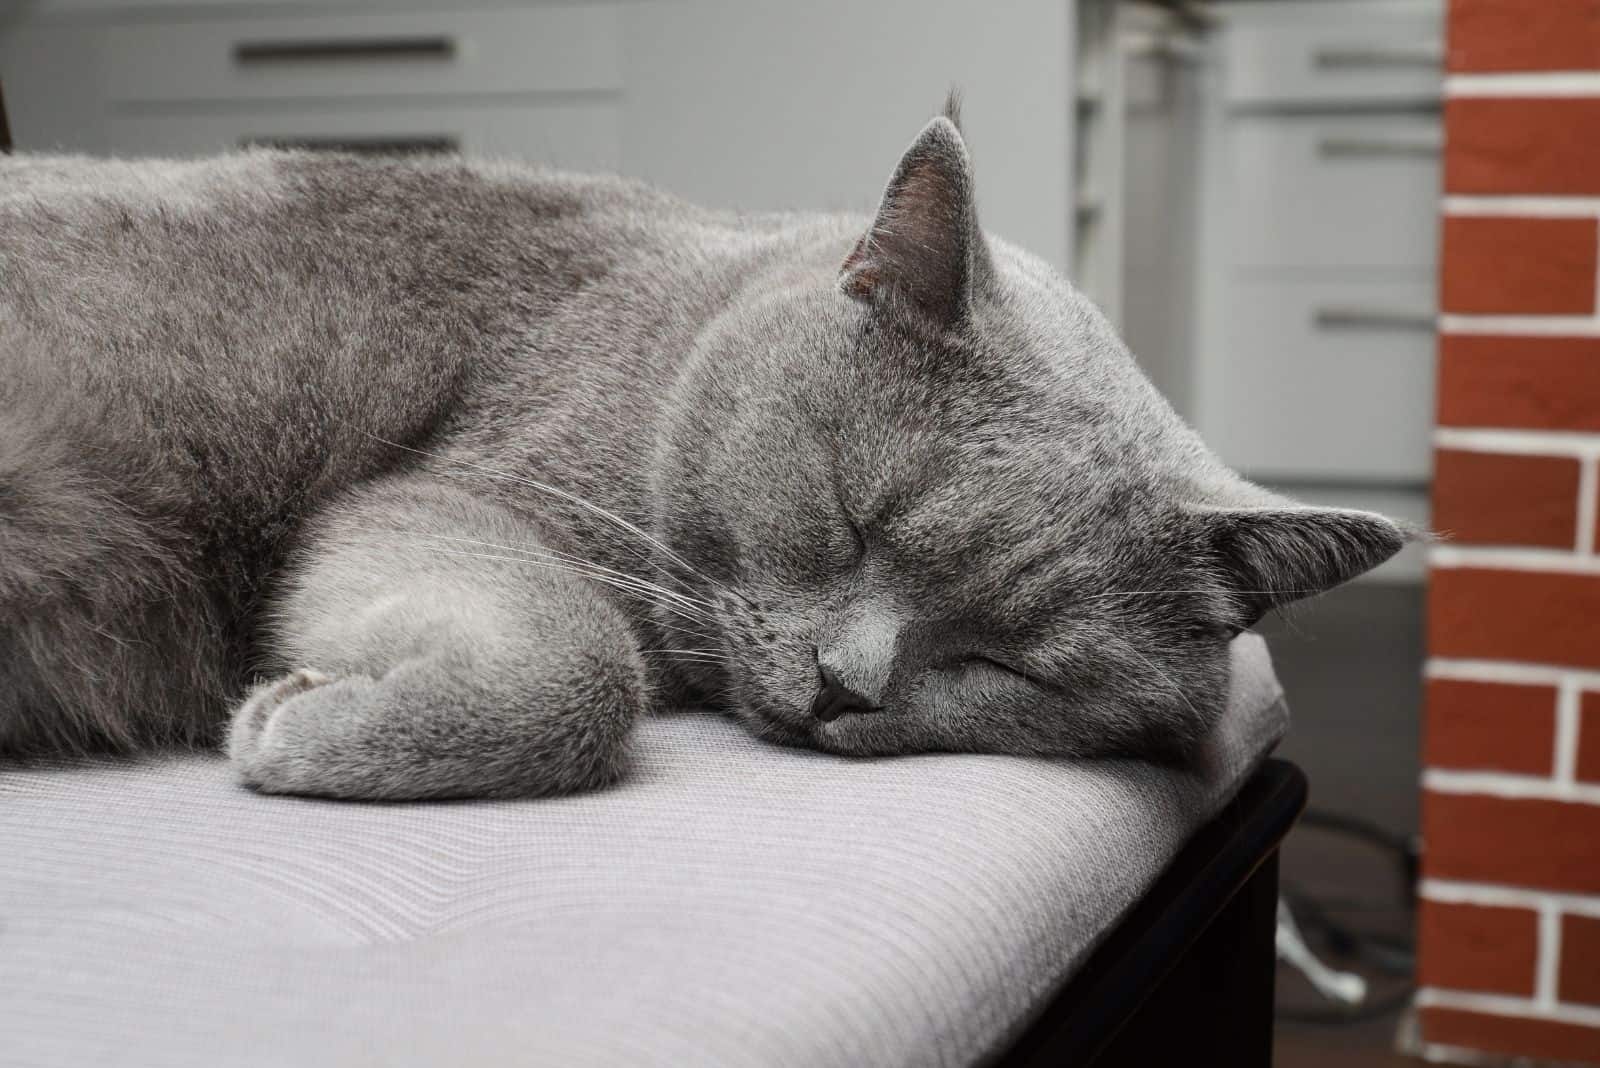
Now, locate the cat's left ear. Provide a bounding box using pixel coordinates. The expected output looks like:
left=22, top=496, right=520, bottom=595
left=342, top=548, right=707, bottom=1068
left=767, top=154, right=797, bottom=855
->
left=840, top=108, right=994, bottom=329
left=1190, top=505, right=1410, bottom=628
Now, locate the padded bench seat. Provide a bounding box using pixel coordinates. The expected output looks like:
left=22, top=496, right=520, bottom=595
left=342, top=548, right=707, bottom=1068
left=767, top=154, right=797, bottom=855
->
left=1, top=634, right=1287, bottom=1068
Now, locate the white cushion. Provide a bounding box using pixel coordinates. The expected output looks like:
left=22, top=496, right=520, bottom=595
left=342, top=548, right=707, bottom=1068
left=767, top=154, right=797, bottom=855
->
left=0, top=634, right=1286, bottom=1068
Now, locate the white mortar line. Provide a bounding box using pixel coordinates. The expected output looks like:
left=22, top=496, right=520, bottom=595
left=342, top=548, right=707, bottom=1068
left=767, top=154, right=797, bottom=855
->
left=1429, top=545, right=1600, bottom=573
left=1424, top=768, right=1600, bottom=804
left=1415, top=1039, right=1507, bottom=1066
left=1537, top=903, right=1562, bottom=1010
left=1435, top=428, right=1600, bottom=459
left=1416, top=988, right=1600, bottom=1029
left=1440, top=314, right=1600, bottom=336
left=1422, top=879, right=1600, bottom=919
left=1447, top=72, right=1600, bottom=97
left=1427, top=659, right=1600, bottom=689
left=1579, top=456, right=1599, bottom=555
left=1556, top=679, right=1583, bottom=785
left=1445, top=196, right=1600, bottom=218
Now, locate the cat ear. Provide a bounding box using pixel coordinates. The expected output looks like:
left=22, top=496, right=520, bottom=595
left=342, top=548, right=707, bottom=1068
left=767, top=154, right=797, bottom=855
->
left=840, top=110, right=993, bottom=328
left=1191, top=505, right=1409, bottom=628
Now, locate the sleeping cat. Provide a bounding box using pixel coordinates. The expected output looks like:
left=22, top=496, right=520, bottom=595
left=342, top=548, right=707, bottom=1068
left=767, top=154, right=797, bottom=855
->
left=0, top=101, right=1408, bottom=800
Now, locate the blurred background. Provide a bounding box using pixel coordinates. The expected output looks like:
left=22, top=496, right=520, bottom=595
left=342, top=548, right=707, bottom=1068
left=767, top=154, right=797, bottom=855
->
left=5, top=1, right=1595, bottom=1064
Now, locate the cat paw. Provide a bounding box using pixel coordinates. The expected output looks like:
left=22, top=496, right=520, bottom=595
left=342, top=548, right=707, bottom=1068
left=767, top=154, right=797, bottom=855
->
left=227, top=668, right=333, bottom=768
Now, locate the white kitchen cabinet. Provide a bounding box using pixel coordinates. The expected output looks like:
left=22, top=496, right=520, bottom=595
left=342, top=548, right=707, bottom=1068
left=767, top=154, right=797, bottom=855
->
left=1174, top=0, right=1445, bottom=582
left=0, top=0, right=1076, bottom=275
left=1191, top=1, right=1442, bottom=570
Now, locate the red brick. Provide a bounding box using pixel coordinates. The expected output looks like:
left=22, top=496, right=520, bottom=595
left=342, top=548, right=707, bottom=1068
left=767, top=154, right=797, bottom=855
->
left=1417, top=900, right=1540, bottom=995
left=1420, top=1007, right=1600, bottom=1063
left=1580, top=693, right=1600, bottom=785
left=1448, top=0, right=1600, bottom=73
left=1562, top=913, right=1600, bottom=1007
left=1441, top=217, right=1598, bottom=316
left=1447, top=99, right=1600, bottom=196
left=1425, top=679, right=1558, bottom=775
left=1437, top=335, right=1600, bottom=432
left=1429, top=569, right=1600, bottom=670
left=1423, top=792, right=1600, bottom=894
left=1433, top=450, right=1581, bottom=549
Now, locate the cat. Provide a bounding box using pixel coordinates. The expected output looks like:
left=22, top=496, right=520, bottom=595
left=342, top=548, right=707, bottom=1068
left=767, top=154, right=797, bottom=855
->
left=0, top=100, right=1410, bottom=800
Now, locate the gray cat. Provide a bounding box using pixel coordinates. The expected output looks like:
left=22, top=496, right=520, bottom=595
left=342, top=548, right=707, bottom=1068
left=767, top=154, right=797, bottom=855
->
left=0, top=102, right=1408, bottom=800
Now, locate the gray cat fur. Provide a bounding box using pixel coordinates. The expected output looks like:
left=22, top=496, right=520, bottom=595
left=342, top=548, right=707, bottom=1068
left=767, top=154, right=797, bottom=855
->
left=0, top=104, right=1408, bottom=799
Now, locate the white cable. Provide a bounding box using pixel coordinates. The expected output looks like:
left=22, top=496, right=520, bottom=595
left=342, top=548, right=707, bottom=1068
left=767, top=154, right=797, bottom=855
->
left=1276, top=898, right=1369, bottom=1006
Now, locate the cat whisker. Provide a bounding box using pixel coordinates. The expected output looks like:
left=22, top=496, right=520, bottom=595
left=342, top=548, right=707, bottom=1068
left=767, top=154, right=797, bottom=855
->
left=432, top=533, right=704, bottom=604
left=355, top=529, right=698, bottom=615
left=363, top=527, right=718, bottom=614
left=626, top=616, right=717, bottom=647
left=624, top=611, right=717, bottom=644
left=642, top=653, right=734, bottom=667
left=1086, top=588, right=1319, bottom=598
left=1119, top=641, right=1202, bottom=723
left=422, top=547, right=715, bottom=626
left=425, top=544, right=711, bottom=616
left=352, top=429, right=757, bottom=608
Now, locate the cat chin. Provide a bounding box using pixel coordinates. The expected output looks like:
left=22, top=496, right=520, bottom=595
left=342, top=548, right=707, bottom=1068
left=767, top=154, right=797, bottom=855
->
left=730, top=691, right=872, bottom=754
left=736, top=701, right=920, bottom=758
left=734, top=706, right=817, bottom=750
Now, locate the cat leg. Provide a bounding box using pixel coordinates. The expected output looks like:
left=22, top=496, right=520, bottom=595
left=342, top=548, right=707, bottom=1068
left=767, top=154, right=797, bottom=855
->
left=0, top=388, right=230, bottom=754
left=228, top=477, right=648, bottom=800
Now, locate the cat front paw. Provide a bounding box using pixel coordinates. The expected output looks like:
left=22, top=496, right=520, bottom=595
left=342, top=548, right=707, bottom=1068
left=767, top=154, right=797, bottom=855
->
left=227, top=668, right=333, bottom=769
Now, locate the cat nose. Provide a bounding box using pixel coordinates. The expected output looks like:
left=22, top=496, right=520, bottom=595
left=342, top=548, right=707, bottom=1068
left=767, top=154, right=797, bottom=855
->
left=810, top=663, right=882, bottom=722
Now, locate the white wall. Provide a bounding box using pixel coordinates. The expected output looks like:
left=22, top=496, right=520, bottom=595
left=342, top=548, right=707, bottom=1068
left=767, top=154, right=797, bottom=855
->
left=619, top=0, right=1074, bottom=270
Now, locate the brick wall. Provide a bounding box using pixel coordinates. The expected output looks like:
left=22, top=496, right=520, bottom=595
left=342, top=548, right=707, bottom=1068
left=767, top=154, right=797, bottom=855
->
left=1418, top=1, right=1600, bottom=1063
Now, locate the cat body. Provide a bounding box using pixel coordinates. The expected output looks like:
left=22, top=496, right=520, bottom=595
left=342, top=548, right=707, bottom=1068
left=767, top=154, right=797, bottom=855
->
left=0, top=111, right=1405, bottom=798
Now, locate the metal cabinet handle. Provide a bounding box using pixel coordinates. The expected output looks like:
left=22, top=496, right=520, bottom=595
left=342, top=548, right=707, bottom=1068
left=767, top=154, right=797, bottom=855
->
left=1121, top=30, right=1204, bottom=63
left=1318, top=136, right=1441, bottom=159
left=240, top=135, right=459, bottom=156
left=1314, top=307, right=1436, bottom=331
left=233, top=36, right=456, bottom=65
left=1312, top=44, right=1443, bottom=70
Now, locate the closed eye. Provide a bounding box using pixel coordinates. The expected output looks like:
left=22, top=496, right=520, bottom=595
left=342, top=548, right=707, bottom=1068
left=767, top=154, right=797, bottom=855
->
left=846, top=513, right=867, bottom=555
left=822, top=439, right=868, bottom=560
left=965, top=655, right=1035, bottom=684
left=834, top=483, right=867, bottom=558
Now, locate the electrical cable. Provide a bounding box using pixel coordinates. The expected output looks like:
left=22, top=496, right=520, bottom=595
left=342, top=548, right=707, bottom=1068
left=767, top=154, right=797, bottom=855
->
left=1274, top=805, right=1422, bottom=1026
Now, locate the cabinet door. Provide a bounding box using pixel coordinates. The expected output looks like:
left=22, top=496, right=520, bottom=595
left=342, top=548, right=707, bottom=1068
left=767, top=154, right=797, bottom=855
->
left=1222, top=4, right=1444, bottom=108
left=1227, top=113, right=1441, bottom=272
left=1202, top=276, right=1437, bottom=483
left=108, top=100, right=621, bottom=172
left=0, top=23, right=112, bottom=153
left=103, top=7, right=620, bottom=104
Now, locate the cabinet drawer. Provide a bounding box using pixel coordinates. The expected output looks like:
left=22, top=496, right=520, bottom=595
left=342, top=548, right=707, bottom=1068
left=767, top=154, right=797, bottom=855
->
left=1222, top=4, right=1443, bottom=108
left=106, top=98, right=621, bottom=172
left=1228, top=114, right=1441, bottom=271
left=1202, top=277, right=1436, bottom=483
left=103, top=7, right=620, bottom=105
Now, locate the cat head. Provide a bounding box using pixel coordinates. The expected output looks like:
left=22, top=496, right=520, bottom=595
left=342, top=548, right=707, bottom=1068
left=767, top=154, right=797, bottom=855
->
left=657, top=102, right=1409, bottom=762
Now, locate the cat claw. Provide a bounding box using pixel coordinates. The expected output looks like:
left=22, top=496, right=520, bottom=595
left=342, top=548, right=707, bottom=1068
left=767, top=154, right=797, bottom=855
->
left=227, top=668, right=333, bottom=764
